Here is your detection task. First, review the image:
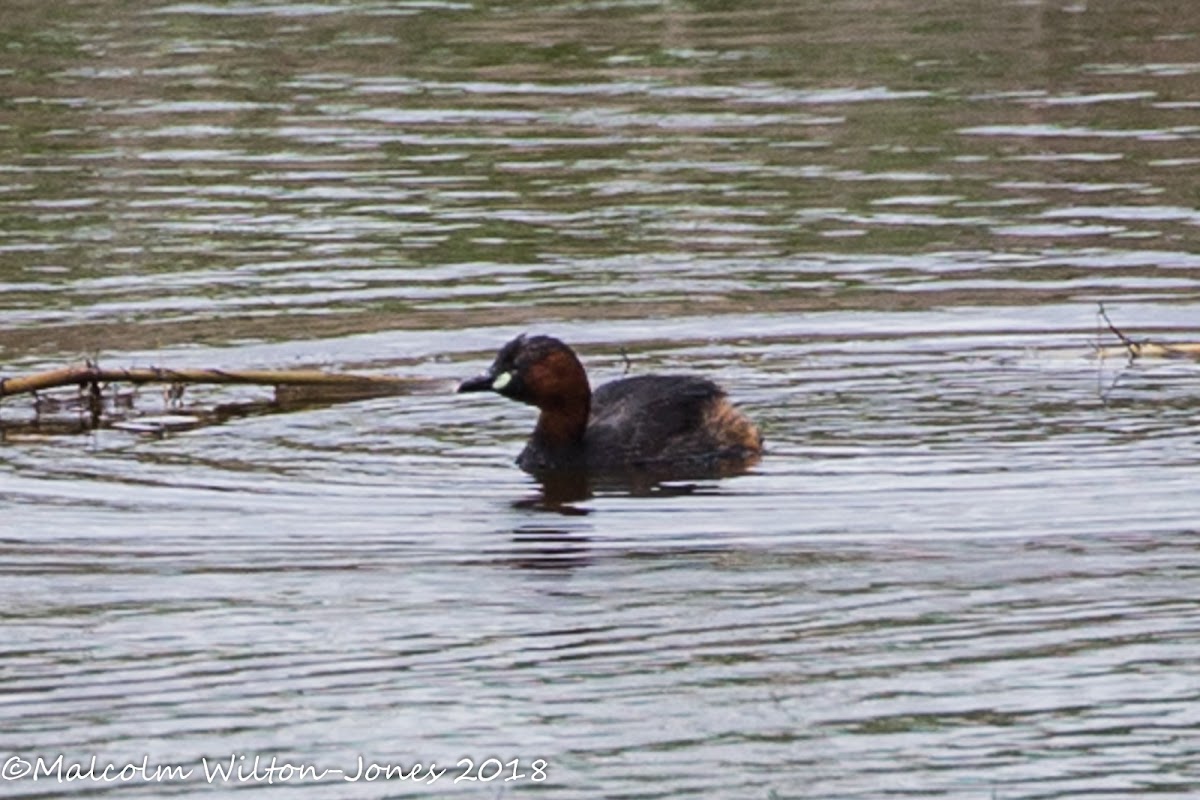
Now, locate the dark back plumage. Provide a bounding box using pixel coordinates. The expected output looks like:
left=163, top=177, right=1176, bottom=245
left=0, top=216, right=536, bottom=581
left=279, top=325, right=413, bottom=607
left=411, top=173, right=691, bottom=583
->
left=584, top=375, right=725, bottom=464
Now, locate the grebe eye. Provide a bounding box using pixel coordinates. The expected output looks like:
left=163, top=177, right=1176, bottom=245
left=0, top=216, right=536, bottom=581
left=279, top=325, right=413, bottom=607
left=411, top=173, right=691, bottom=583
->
left=492, top=371, right=513, bottom=391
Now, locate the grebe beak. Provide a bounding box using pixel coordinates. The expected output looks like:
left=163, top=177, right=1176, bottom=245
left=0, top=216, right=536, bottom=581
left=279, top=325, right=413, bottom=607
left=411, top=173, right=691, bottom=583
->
left=457, top=370, right=496, bottom=393
left=458, top=367, right=516, bottom=394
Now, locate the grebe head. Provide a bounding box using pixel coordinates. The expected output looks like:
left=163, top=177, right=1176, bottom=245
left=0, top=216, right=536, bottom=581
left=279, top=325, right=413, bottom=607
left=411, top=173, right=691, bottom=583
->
left=457, top=334, right=590, bottom=410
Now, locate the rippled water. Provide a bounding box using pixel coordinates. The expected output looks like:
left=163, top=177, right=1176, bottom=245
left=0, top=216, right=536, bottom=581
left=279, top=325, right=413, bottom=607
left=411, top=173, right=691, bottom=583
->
left=3, top=1, right=1200, bottom=797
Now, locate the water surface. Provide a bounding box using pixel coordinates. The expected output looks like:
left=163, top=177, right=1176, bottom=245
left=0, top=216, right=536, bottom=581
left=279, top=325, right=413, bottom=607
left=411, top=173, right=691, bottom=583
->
left=2, top=1, right=1200, bottom=797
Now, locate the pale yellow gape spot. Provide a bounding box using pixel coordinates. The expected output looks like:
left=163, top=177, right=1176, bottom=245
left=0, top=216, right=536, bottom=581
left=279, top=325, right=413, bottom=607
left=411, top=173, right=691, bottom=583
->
left=492, top=371, right=513, bottom=391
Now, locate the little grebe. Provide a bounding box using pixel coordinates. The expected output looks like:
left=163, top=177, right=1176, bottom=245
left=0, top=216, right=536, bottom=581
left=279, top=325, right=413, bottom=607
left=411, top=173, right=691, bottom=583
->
left=458, top=334, right=763, bottom=476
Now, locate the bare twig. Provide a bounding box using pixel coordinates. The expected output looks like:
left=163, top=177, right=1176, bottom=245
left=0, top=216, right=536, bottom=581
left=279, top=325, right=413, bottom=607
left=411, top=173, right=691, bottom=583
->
left=1097, top=303, right=1140, bottom=351
left=618, top=347, right=632, bottom=375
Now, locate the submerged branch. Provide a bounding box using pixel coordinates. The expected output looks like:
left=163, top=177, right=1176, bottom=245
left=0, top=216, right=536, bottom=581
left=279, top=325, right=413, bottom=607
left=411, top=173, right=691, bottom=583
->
left=1096, top=304, right=1200, bottom=361
left=0, top=363, right=442, bottom=436
left=0, top=364, right=420, bottom=399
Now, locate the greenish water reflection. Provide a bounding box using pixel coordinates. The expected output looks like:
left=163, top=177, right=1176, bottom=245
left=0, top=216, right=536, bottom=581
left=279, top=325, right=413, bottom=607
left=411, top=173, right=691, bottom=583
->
left=2, top=3, right=1200, bottom=799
